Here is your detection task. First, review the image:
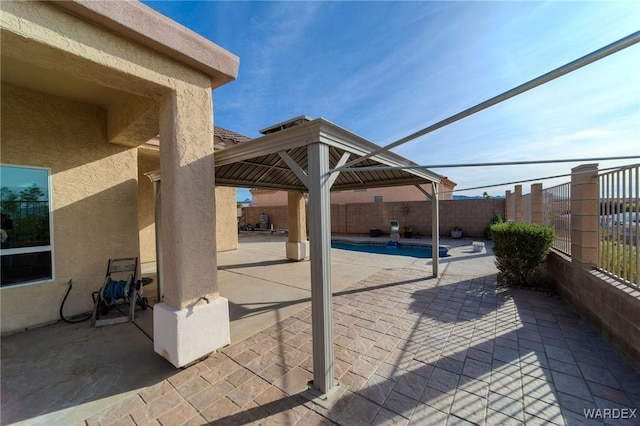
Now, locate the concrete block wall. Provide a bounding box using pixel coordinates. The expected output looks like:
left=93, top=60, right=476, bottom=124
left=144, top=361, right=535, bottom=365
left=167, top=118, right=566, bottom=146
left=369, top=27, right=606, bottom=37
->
left=511, top=164, right=640, bottom=372
left=244, top=198, right=505, bottom=238
left=542, top=252, right=640, bottom=372
left=439, top=199, right=505, bottom=237
left=242, top=206, right=290, bottom=230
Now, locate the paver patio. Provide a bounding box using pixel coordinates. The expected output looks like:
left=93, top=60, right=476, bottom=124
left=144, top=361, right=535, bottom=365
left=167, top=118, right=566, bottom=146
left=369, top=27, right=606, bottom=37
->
left=81, top=266, right=640, bottom=425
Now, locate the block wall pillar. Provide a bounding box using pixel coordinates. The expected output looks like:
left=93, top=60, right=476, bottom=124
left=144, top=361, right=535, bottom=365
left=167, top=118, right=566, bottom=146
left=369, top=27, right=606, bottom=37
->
left=505, top=190, right=512, bottom=221
left=571, top=163, right=599, bottom=270
left=531, top=183, right=543, bottom=225
left=515, top=184, right=523, bottom=222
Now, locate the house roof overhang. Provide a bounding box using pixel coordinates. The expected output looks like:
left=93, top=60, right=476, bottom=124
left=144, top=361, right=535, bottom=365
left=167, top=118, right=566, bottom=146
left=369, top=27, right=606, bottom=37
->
left=214, top=118, right=443, bottom=191
left=51, top=0, right=239, bottom=88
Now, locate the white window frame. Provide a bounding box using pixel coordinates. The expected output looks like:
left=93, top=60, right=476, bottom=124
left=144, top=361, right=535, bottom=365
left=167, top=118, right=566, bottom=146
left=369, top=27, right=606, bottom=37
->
left=0, top=164, right=55, bottom=288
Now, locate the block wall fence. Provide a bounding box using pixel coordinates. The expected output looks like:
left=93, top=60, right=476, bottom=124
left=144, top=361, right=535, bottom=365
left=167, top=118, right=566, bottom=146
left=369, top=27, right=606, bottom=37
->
left=505, top=164, right=640, bottom=372
left=241, top=198, right=505, bottom=238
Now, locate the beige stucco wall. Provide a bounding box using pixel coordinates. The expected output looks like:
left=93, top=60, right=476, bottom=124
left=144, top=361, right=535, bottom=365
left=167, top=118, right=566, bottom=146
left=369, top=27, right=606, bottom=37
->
left=137, top=150, right=159, bottom=263
left=215, top=187, right=238, bottom=252
left=0, top=83, right=139, bottom=333
left=136, top=149, right=238, bottom=259
left=250, top=189, right=288, bottom=207
left=1, top=0, right=240, bottom=352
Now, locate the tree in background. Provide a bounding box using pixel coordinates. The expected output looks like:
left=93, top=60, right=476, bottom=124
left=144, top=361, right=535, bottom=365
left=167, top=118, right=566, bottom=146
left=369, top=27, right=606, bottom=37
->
left=0, top=185, right=49, bottom=246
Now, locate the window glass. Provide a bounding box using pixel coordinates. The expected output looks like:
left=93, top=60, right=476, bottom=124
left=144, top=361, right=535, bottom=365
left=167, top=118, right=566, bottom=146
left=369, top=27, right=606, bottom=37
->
left=1, top=165, right=53, bottom=287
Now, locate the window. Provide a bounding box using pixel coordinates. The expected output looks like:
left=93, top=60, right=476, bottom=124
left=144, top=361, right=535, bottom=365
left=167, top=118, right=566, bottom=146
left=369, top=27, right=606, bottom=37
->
left=1, top=165, right=54, bottom=287
left=374, top=196, right=383, bottom=203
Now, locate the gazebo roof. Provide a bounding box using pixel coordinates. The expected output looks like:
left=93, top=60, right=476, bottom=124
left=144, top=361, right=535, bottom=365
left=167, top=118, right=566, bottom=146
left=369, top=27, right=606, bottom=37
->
left=214, top=118, right=442, bottom=191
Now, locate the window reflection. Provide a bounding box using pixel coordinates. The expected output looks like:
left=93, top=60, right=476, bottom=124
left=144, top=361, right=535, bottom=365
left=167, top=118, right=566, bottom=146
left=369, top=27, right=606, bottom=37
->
left=1, top=165, right=53, bottom=286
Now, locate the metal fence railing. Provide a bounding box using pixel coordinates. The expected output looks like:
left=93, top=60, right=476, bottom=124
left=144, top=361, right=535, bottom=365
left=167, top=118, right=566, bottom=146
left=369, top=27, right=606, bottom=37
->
left=598, top=164, right=639, bottom=286
left=0, top=201, right=50, bottom=248
left=543, top=182, right=571, bottom=255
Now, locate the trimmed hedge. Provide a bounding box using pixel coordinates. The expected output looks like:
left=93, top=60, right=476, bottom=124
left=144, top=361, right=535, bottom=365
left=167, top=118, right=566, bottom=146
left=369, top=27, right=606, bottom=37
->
left=491, top=222, right=555, bottom=287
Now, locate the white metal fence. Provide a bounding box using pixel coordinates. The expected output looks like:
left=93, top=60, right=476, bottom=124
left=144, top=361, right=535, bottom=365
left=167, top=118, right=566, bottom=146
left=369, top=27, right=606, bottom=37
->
left=598, top=164, right=639, bottom=286
left=543, top=182, right=571, bottom=255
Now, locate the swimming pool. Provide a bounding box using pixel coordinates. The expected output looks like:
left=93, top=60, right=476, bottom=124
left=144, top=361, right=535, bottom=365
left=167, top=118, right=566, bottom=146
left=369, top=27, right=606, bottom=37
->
left=331, top=241, right=449, bottom=258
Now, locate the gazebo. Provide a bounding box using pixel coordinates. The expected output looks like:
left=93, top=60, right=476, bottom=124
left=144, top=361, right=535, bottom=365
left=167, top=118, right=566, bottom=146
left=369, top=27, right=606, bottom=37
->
left=213, top=116, right=444, bottom=396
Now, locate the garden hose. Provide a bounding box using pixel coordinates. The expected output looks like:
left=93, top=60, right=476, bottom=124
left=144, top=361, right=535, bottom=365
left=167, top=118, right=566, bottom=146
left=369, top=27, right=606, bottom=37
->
left=59, top=279, right=92, bottom=323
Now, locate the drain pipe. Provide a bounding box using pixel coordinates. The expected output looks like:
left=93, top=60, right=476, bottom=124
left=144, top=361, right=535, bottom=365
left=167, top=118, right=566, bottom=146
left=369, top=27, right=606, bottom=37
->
left=145, top=170, right=163, bottom=302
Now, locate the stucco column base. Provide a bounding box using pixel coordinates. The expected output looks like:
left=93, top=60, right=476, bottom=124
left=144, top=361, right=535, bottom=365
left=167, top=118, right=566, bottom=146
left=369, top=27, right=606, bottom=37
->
left=153, top=298, right=230, bottom=367
left=286, top=241, right=309, bottom=261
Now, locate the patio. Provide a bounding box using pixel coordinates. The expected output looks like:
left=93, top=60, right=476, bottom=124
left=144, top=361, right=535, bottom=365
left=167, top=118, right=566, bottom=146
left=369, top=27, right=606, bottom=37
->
left=2, top=234, right=639, bottom=425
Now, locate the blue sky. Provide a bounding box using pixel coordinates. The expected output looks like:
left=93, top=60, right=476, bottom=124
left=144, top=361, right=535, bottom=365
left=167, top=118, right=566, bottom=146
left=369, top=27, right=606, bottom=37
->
left=1, top=166, right=49, bottom=201
left=143, top=1, right=639, bottom=200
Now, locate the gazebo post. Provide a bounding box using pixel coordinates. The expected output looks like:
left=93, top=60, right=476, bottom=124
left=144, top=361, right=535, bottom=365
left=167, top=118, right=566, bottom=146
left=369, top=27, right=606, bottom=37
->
left=307, top=142, right=335, bottom=394
left=415, top=183, right=440, bottom=278
left=431, top=181, right=439, bottom=277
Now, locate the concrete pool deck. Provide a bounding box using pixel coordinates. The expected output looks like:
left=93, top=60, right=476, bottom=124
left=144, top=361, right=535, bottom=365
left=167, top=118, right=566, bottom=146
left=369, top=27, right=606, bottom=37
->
left=3, top=234, right=638, bottom=425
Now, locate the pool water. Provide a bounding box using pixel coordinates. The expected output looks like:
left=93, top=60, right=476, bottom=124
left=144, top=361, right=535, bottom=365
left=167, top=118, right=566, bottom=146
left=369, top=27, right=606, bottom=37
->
left=331, top=241, right=448, bottom=258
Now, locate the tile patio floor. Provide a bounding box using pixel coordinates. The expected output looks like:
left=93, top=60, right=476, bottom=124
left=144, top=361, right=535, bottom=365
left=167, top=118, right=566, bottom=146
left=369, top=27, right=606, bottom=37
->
left=80, top=267, right=640, bottom=425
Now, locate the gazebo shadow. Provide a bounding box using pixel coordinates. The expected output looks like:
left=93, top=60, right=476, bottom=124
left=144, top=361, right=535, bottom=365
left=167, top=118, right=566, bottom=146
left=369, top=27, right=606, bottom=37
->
left=191, top=273, right=636, bottom=425
left=210, top=272, right=583, bottom=425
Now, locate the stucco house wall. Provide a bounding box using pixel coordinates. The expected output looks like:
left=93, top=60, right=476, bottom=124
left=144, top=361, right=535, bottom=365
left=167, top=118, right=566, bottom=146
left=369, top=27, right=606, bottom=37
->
left=1, top=82, right=140, bottom=332
left=215, top=187, right=239, bottom=252
left=1, top=0, right=239, bottom=344
left=136, top=143, right=238, bottom=264
left=138, top=150, right=158, bottom=263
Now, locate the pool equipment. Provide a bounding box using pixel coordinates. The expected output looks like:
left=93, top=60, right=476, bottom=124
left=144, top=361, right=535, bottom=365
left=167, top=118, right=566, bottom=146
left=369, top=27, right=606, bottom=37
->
left=259, top=212, right=270, bottom=230
left=389, top=220, right=400, bottom=243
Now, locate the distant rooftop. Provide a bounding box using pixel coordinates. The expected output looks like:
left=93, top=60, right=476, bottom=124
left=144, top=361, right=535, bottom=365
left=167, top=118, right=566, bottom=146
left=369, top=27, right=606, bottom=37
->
left=214, top=127, right=252, bottom=149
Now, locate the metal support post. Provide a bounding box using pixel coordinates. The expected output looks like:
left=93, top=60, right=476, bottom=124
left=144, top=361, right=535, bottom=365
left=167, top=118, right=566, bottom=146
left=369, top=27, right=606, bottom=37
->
left=431, top=182, right=439, bottom=277
left=307, top=142, right=335, bottom=394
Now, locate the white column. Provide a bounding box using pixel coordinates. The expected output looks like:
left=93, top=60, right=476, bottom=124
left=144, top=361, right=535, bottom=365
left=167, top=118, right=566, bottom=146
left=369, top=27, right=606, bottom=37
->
left=307, top=142, right=335, bottom=394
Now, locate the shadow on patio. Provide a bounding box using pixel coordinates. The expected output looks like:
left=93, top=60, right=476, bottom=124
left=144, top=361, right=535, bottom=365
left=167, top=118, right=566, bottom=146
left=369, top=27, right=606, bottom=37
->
left=173, top=269, right=640, bottom=425
left=3, top=239, right=639, bottom=425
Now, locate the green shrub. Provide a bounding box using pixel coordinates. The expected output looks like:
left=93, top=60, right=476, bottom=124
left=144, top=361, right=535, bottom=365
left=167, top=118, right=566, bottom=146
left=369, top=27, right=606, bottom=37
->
left=483, top=213, right=503, bottom=240
left=491, top=222, right=555, bottom=287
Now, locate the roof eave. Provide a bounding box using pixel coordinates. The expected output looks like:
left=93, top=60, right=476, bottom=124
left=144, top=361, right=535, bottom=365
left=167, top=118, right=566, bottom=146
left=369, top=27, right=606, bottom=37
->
left=51, top=0, right=239, bottom=88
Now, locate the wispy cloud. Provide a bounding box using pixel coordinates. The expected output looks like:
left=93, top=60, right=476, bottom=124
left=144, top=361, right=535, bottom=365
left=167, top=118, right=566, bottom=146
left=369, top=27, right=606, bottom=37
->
left=145, top=0, right=640, bottom=196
